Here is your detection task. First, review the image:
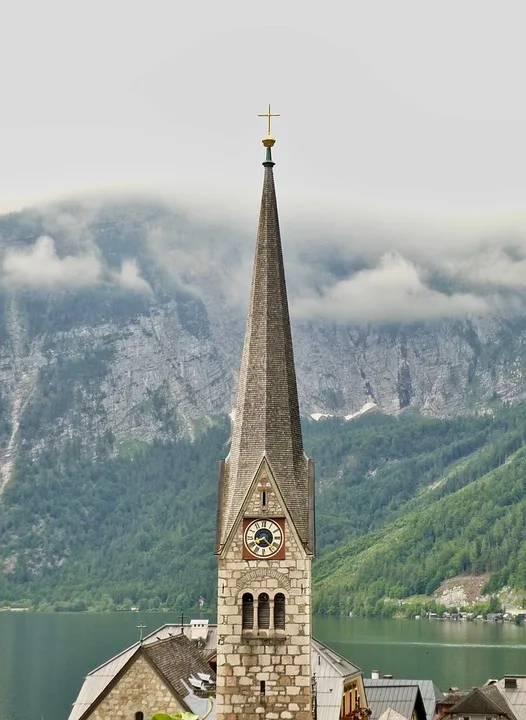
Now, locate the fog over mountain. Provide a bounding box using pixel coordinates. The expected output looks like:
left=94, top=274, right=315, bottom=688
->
left=4, top=197, right=526, bottom=326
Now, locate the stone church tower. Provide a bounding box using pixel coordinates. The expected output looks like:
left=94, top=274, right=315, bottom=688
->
left=215, top=113, right=315, bottom=720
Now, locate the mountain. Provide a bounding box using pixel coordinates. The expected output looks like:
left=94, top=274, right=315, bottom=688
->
left=0, top=404, right=525, bottom=611
left=0, top=200, right=525, bottom=493
left=0, top=199, right=525, bottom=612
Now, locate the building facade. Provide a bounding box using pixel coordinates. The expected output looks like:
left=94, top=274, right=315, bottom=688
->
left=214, top=126, right=315, bottom=720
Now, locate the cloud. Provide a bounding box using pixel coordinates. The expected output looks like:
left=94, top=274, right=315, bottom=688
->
left=441, top=247, right=526, bottom=290
left=5, top=198, right=526, bottom=325
left=2, top=235, right=101, bottom=290
left=291, top=252, right=491, bottom=323
left=113, top=259, right=153, bottom=295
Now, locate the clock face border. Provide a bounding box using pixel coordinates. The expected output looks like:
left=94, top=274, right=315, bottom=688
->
left=243, top=518, right=286, bottom=560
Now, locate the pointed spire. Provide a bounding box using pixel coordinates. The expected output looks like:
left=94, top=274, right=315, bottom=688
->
left=216, top=126, right=314, bottom=553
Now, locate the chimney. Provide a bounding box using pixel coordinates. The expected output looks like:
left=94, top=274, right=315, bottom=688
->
left=371, top=671, right=380, bottom=680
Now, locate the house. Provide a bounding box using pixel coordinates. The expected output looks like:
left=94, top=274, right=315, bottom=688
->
left=439, top=685, right=517, bottom=720
left=69, top=626, right=216, bottom=720
left=312, top=638, right=368, bottom=720
left=486, top=676, right=526, bottom=720
left=70, top=623, right=369, bottom=720
left=364, top=678, right=443, bottom=720
left=364, top=681, right=427, bottom=720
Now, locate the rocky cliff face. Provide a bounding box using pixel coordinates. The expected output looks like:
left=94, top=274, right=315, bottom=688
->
left=0, top=200, right=524, bottom=491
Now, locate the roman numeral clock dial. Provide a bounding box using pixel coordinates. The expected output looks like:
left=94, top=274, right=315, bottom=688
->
left=243, top=519, right=285, bottom=559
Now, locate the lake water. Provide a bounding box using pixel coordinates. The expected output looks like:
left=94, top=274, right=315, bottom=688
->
left=1, top=612, right=525, bottom=720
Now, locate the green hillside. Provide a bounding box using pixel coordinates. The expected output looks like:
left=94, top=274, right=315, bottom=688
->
left=0, top=405, right=525, bottom=613
left=313, top=445, right=526, bottom=615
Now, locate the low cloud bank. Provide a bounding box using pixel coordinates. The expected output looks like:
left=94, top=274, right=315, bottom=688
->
left=3, top=199, right=526, bottom=324
left=292, top=252, right=491, bottom=323
left=1, top=235, right=151, bottom=295
left=3, top=236, right=100, bottom=289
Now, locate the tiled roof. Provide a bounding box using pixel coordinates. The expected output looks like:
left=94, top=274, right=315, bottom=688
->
left=68, top=623, right=217, bottom=720
left=449, top=685, right=517, bottom=719
left=216, top=158, right=313, bottom=551
left=144, top=634, right=216, bottom=701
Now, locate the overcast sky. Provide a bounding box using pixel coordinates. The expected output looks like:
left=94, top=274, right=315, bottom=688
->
left=2, top=0, right=526, bottom=224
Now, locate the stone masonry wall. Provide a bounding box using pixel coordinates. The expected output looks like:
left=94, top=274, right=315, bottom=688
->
left=88, top=653, right=185, bottom=720
left=216, top=471, right=312, bottom=720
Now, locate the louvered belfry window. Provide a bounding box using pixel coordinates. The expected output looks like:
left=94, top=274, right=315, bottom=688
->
left=258, top=593, right=270, bottom=629
left=242, top=593, right=254, bottom=629
left=274, top=593, right=286, bottom=630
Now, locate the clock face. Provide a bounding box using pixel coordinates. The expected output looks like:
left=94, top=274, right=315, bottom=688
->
left=244, top=519, right=284, bottom=558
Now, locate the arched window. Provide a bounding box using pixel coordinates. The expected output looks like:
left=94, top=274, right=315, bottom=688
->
left=258, top=593, right=270, bottom=629
left=242, top=593, right=254, bottom=629
left=135, top=713, right=144, bottom=720
left=274, top=593, right=286, bottom=630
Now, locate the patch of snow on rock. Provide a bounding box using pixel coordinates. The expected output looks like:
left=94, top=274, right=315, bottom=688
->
left=344, top=402, right=377, bottom=422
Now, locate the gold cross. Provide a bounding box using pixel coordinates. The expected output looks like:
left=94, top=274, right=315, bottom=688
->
left=258, top=104, right=280, bottom=136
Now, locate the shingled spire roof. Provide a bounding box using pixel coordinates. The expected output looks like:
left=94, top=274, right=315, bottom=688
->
left=216, top=136, right=314, bottom=553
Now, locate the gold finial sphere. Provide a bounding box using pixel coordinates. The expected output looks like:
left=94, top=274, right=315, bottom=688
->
left=262, top=136, right=276, bottom=148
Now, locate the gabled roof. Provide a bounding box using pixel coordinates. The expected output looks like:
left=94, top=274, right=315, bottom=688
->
left=492, top=676, right=526, bottom=720
left=364, top=683, right=422, bottom=720
left=70, top=626, right=363, bottom=720
left=216, top=154, right=313, bottom=552
left=365, top=677, right=443, bottom=720
left=449, top=685, right=517, bottom=719
left=68, top=626, right=216, bottom=720
left=144, top=634, right=216, bottom=700
left=312, top=637, right=364, bottom=720
left=313, top=637, right=362, bottom=680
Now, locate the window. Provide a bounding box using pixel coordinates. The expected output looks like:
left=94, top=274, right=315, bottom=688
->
left=135, top=713, right=144, bottom=720
left=260, top=680, right=266, bottom=696
left=258, top=593, right=270, bottom=629
left=274, top=593, right=286, bottom=630
left=261, top=490, right=267, bottom=509
left=242, top=593, right=254, bottom=629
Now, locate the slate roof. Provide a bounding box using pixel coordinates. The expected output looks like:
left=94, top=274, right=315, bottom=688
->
left=364, top=678, right=443, bottom=720
left=449, top=685, right=517, bottom=720
left=144, top=634, right=216, bottom=700
left=364, top=683, right=422, bottom=720
left=68, top=623, right=217, bottom=720
left=216, top=153, right=313, bottom=552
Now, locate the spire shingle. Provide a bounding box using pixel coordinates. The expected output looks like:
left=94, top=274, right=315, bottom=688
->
left=216, top=157, right=314, bottom=552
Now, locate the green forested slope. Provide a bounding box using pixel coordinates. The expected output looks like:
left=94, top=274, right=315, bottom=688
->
left=0, top=405, right=525, bottom=612
left=313, top=447, right=526, bottom=614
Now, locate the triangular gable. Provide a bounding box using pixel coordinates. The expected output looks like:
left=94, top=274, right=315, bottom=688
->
left=76, top=646, right=188, bottom=720
left=219, top=455, right=307, bottom=558
left=450, top=687, right=509, bottom=717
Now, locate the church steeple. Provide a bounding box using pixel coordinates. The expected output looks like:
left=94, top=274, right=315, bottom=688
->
left=216, top=112, right=314, bottom=554
left=215, top=111, right=314, bottom=720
